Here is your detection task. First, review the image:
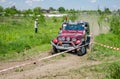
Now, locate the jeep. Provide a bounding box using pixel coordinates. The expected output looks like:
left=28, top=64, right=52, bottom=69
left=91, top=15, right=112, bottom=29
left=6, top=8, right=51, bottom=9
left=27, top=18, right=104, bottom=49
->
left=51, top=21, right=90, bottom=56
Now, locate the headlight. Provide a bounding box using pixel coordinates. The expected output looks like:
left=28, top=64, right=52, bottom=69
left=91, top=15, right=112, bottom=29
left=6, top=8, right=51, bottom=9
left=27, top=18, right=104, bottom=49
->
left=66, top=37, right=70, bottom=41
left=62, top=37, right=65, bottom=41
left=58, top=37, right=62, bottom=41
left=72, top=38, right=76, bottom=41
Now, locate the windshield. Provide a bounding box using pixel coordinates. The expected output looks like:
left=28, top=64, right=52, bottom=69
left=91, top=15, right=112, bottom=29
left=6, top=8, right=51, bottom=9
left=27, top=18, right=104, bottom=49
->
left=62, top=24, right=85, bottom=31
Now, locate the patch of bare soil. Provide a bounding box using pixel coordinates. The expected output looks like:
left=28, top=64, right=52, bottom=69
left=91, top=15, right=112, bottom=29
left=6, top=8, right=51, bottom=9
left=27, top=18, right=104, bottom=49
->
left=0, top=51, right=49, bottom=71
left=0, top=53, right=101, bottom=79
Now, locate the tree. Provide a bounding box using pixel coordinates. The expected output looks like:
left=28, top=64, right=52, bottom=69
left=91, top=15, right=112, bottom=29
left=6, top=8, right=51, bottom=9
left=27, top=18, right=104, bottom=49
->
left=0, top=6, right=3, bottom=12
left=27, top=9, right=33, bottom=14
left=39, top=13, right=46, bottom=25
left=21, top=10, right=28, bottom=16
left=49, top=7, right=55, bottom=11
left=10, top=5, right=17, bottom=15
left=0, top=6, right=3, bottom=16
left=69, top=9, right=76, bottom=13
left=21, top=9, right=33, bottom=16
left=4, top=8, right=11, bottom=16
left=4, top=6, right=18, bottom=16
left=58, top=7, right=65, bottom=13
left=33, top=7, right=41, bottom=15
left=104, top=8, right=111, bottom=14
left=97, top=9, right=102, bottom=15
left=17, top=10, right=21, bottom=14
left=110, top=15, right=120, bottom=35
left=117, top=9, right=120, bottom=15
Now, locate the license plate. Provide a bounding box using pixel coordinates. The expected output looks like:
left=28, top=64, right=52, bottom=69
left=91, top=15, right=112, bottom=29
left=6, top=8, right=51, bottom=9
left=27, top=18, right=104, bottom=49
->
left=62, top=44, right=69, bottom=47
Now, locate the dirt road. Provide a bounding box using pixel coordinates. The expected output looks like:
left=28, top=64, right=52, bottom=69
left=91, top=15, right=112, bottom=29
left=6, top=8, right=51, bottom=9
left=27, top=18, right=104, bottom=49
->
left=0, top=14, right=109, bottom=79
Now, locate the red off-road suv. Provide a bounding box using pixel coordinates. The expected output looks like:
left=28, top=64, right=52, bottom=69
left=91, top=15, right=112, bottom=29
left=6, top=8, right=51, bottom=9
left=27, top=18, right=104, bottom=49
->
left=51, top=21, right=90, bottom=56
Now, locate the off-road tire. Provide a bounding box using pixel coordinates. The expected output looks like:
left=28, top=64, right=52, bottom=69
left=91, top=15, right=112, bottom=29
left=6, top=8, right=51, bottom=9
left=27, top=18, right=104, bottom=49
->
left=77, top=46, right=87, bottom=56
left=51, top=46, right=58, bottom=55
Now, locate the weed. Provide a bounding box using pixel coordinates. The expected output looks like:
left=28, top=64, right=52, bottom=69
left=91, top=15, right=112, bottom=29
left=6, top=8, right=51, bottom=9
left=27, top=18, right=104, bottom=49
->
left=15, top=68, right=24, bottom=72
left=106, top=62, right=120, bottom=79
left=61, top=54, right=66, bottom=57
left=110, top=15, right=120, bottom=35
left=0, top=16, right=61, bottom=60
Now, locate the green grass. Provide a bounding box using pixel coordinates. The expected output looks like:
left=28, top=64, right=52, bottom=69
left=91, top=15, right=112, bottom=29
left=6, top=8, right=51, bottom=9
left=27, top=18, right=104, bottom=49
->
left=87, top=33, right=120, bottom=79
left=110, top=15, right=120, bottom=35
left=106, top=62, right=120, bottom=79
left=71, top=61, right=120, bottom=79
left=86, top=15, right=120, bottom=79
left=93, top=33, right=120, bottom=59
left=0, top=16, right=62, bottom=60
left=87, top=14, right=120, bottom=61
left=91, top=14, right=120, bottom=60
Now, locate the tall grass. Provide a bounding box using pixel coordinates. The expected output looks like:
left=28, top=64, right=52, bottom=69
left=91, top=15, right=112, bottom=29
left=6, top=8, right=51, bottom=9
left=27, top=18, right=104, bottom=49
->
left=92, top=15, right=120, bottom=79
left=93, top=14, right=120, bottom=59
left=106, top=62, right=120, bottom=79
left=110, top=15, right=120, bottom=35
left=93, top=33, right=120, bottom=60
left=0, top=16, right=62, bottom=60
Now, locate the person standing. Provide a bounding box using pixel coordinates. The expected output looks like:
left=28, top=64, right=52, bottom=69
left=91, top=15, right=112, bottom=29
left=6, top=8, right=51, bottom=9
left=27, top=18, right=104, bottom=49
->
left=34, top=18, right=38, bottom=33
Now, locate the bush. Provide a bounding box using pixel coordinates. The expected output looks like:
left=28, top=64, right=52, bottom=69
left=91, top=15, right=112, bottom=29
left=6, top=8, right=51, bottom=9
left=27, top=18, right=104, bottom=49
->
left=39, top=13, right=46, bottom=25
left=0, top=16, right=60, bottom=59
left=110, top=15, right=120, bottom=35
left=106, top=62, right=120, bottom=79
left=93, top=33, right=120, bottom=60
left=52, top=17, right=57, bottom=22
left=69, top=13, right=78, bottom=21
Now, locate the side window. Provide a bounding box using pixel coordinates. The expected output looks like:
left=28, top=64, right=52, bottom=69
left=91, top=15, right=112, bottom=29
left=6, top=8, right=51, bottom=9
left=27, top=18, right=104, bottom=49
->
left=62, top=24, right=67, bottom=30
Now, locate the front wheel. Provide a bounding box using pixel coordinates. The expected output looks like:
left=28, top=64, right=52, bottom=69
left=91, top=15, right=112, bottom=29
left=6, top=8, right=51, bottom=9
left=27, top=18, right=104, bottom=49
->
left=77, top=46, right=87, bottom=56
left=50, top=46, right=58, bottom=55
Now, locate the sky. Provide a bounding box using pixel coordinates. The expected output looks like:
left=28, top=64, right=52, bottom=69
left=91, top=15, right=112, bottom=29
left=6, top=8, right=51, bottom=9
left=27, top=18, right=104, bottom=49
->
left=0, top=0, right=120, bottom=10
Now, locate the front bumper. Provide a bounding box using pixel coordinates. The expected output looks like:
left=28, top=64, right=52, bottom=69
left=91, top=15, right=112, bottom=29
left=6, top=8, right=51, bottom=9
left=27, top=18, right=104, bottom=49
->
left=51, top=41, right=82, bottom=50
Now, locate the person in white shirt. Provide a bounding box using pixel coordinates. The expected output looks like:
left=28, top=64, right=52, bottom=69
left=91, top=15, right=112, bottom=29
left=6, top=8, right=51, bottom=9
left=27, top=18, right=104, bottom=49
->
left=34, top=18, right=38, bottom=33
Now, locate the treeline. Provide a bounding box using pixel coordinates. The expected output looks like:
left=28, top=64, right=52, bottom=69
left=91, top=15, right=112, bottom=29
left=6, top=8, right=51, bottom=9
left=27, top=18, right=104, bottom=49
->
left=0, top=6, right=47, bottom=16
left=0, top=6, right=120, bottom=16
left=0, top=6, right=79, bottom=16
left=0, top=5, right=120, bottom=16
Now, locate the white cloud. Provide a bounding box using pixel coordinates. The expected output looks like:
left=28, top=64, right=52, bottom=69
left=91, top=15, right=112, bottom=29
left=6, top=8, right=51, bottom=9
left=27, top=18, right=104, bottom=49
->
left=90, top=0, right=97, bottom=3
left=113, top=5, right=117, bottom=8
left=8, top=1, right=16, bottom=6
left=32, top=0, right=41, bottom=1
left=8, top=1, right=13, bottom=4
left=11, top=2, right=16, bottom=6
left=25, top=0, right=33, bottom=6
left=25, top=0, right=44, bottom=6
left=112, top=5, right=120, bottom=10
left=0, top=0, right=6, bottom=2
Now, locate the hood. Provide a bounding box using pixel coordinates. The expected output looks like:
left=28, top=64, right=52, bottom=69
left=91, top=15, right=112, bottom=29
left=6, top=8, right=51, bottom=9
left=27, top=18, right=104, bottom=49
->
left=59, top=30, right=85, bottom=37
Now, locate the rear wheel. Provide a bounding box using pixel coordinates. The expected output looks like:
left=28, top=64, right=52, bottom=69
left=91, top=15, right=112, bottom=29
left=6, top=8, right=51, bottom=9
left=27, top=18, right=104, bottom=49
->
left=77, top=46, right=86, bottom=56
